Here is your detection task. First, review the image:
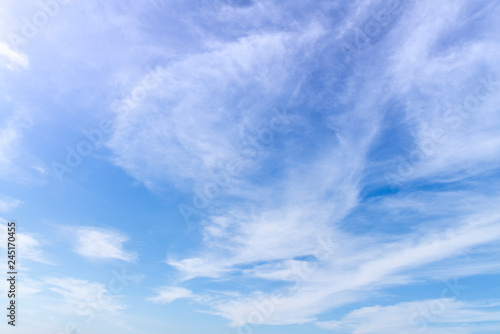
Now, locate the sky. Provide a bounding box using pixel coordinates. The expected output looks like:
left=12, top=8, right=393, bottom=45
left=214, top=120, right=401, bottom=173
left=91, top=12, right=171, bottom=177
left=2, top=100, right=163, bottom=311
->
left=1, top=0, right=500, bottom=333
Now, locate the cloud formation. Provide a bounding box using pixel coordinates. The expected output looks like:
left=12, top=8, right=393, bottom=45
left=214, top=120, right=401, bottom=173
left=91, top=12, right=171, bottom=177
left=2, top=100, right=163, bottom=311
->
left=318, top=299, right=500, bottom=334
left=0, top=195, right=21, bottom=212
left=0, top=41, right=29, bottom=70
left=1, top=0, right=499, bottom=332
left=133, top=0, right=500, bottom=328
left=72, top=227, right=137, bottom=262
left=149, top=286, right=196, bottom=304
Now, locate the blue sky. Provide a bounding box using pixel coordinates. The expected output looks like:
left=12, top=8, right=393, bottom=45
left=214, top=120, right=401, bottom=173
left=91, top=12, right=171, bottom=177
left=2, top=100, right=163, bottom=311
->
left=1, top=0, right=500, bottom=333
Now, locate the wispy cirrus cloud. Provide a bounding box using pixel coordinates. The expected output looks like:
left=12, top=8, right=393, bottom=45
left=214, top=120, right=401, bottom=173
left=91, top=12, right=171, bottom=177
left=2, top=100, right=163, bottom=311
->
left=0, top=110, right=47, bottom=183
left=0, top=111, right=29, bottom=178
left=317, top=299, right=500, bottom=334
left=65, top=0, right=500, bottom=331
left=136, top=0, right=500, bottom=328
left=373, top=0, right=500, bottom=185
left=0, top=195, right=21, bottom=212
left=107, top=22, right=326, bottom=188
left=0, top=41, right=29, bottom=71
left=198, top=207, right=500, bottom=326
left=45, top=276, right=126, bottom=314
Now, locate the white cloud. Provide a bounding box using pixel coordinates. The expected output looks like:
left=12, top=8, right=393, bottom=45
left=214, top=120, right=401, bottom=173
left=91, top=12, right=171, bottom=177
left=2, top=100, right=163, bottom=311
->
left=10, top=271, right=140, bottom=334
left=90, top=0, right=500, bottom=330
left=149, top=286, right=195, bottom=304
left=378, top=0, right=500, bottom=183
left=0, top=41, right=29, bottom=71
left=73, top=227, right=136, bottom=262
left=45, top=276, right=126, bottom=314
left=317, top=299, right=500, bottom=334
left=107, top=22, right=325, bottom=188
left=0, top=195, right=21, bottom=212
left=167, top=257, right=232, bottom=281
left=0, top=110, right=41, bottom=183
left=0, top=113, right=24, bottom=174
left=179, top=205, right=500, bottom=326
left=167, top=123, right=375, bottom=279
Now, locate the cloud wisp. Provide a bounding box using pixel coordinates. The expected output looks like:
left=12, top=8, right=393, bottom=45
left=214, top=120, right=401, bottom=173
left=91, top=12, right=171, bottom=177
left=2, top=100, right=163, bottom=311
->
left=134, top=0, right=500, bottom=329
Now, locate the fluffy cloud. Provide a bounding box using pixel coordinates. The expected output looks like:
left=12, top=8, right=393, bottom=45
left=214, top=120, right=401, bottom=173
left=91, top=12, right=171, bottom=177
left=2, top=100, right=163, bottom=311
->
left=149, top=286, right=196, bottom=304
left=72, top=227, right=137, bottom=262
